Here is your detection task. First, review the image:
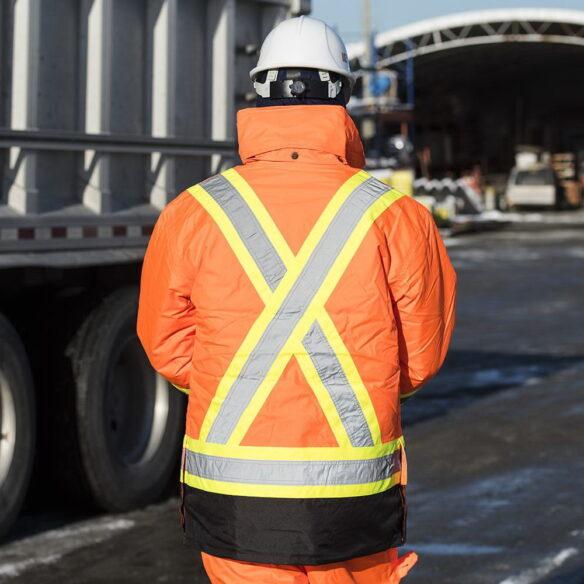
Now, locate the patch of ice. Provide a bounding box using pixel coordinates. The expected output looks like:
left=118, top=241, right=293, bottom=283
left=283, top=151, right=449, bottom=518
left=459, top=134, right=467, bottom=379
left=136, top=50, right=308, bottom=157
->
left=504, top=213, right=544, bottom=223
left=469, top=366, right=542, bottom=389
left=0, top=517, right=134, bottom=579
left=567, top=247, right=584, bottom=259
left=498, top=548, right=578, bottom=584
left=32, top=518, right=133, bottom=542
left=450, top=248, right=542, bottom=263
left=408, top=543, right=503, bottom=556
left=0, top=555, right=60, bottom=578
left=561, top=403, right=584, bottom=417
left=410, top=468, right=547, bottom=521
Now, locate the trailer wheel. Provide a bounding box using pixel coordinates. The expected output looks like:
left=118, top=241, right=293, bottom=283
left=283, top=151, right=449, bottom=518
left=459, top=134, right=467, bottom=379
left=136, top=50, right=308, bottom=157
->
left=68, top=288, right=185, bottom=511
left=0, top=314, right=35, bottom=539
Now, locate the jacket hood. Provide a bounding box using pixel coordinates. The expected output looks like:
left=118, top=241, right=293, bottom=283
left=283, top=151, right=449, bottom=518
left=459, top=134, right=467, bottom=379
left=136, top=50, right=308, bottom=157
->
left=237, top=105, right=366, bottom=169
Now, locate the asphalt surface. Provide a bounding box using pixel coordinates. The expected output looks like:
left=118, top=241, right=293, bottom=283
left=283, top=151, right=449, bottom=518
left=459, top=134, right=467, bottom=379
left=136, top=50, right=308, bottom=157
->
left=1, top=227, right=583, bottom=583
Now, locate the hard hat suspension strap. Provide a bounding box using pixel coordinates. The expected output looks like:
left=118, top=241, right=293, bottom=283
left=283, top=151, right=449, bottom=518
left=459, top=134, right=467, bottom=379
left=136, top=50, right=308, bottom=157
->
left=254, top=69, right=344, bottom=100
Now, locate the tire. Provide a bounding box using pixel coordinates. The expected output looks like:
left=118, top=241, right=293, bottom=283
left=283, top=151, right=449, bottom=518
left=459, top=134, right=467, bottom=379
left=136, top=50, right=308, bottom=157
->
left=66, top=287, right=185, bottom=511
left=0, top=314, right=35, bottom=539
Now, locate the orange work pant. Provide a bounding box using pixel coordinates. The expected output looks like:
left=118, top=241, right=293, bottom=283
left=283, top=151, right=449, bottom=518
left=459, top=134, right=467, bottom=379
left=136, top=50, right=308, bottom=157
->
left=202, top=549, right=418, bottom=583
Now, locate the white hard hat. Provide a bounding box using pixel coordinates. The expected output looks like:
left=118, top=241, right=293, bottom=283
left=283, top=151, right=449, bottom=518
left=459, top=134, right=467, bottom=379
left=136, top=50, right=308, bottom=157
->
left=250, top=16, right=355, bottom=88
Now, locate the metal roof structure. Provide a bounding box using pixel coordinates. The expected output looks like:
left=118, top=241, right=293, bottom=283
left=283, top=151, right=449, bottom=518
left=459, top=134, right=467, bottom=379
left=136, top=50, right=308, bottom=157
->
left=348, top=8, right=584, bottom=67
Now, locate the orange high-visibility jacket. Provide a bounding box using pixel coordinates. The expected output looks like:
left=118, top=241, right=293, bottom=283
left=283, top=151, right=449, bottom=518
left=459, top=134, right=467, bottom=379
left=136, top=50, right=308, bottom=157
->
left=138, top=105, right=456, bottom=565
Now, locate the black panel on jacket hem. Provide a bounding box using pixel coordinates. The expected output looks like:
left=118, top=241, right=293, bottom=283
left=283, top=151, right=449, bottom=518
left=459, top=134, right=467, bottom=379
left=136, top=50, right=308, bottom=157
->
left=182, top=484, right=406, bottom=565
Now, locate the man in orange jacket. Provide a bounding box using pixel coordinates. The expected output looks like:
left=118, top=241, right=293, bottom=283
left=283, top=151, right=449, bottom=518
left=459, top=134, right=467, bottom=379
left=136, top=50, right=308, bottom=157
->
left=138, top=16, right=456, bottom=584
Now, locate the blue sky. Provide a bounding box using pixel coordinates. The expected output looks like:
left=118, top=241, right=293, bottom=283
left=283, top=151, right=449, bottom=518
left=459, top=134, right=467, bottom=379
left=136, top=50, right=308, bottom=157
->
left=312, top=0, right=584, bottom=42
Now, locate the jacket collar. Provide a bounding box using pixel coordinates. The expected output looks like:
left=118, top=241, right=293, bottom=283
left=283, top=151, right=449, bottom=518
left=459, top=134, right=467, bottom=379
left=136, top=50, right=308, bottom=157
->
left=237, top=105, right=365, bottom=169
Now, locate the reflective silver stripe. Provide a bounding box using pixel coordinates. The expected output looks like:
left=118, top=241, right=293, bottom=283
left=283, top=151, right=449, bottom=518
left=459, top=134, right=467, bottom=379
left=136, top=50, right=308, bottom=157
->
left=303, top=323, right=373, bottom=446
left=207, top=177, right=389, bottom=444
left=201, top=174, right=287, bottom=290
left=184, top=449, right=401, bottom=486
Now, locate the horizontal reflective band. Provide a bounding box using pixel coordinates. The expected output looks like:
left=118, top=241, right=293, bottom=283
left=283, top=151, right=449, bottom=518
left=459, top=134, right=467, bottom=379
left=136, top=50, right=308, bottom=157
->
left=207, top=177, right=390, bottom=444
left=183, top=434, right=404, bottom=461
left=183, top=471, right=401, bottom=499
left=184, top=448, right=401, bottom=487
left=303, top=322, right=373, bottom=446
left=200, top=174, right=287, bottom=290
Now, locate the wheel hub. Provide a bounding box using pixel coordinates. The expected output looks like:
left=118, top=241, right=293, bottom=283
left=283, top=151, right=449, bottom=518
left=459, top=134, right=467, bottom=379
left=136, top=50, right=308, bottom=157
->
left=104, top=336, right=169, bottom=468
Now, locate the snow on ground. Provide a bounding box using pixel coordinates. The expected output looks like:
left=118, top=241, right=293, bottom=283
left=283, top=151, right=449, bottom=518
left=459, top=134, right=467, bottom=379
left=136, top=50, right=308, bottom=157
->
left=498, top=548, right=579, bottom=584
left=408, top=543, right=503, bottom=556
left=0, top=517, right=134, bottom=579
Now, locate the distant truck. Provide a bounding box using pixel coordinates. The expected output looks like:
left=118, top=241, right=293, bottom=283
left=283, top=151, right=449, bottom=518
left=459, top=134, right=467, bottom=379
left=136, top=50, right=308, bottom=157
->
left=506, top=150, right=583, bottom=209
left=0, top=0, right=306, bottom=539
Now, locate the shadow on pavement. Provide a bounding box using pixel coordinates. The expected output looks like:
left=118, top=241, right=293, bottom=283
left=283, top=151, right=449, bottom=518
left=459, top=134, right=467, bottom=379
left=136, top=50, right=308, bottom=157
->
left=402, top=349, right=584, bottom=426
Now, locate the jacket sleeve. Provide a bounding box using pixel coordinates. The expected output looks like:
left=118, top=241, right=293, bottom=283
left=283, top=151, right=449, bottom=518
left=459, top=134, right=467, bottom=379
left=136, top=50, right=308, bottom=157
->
left=137, top=193, right=198, bottom=393
left=386, top=199, right=457, bottom=399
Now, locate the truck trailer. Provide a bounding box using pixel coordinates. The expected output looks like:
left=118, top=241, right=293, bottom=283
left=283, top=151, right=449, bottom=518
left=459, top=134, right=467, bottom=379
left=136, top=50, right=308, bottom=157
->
left=0, top=0, right=309, bottom=538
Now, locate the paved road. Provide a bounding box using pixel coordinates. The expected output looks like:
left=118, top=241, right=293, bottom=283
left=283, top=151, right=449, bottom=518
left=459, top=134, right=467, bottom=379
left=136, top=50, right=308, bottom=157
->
left=1, top=228, right=583, bottom=583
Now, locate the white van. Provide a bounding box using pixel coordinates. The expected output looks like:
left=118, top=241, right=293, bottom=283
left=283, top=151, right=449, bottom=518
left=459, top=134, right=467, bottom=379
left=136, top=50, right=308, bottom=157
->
left=506, top=165, right=560, bottom=208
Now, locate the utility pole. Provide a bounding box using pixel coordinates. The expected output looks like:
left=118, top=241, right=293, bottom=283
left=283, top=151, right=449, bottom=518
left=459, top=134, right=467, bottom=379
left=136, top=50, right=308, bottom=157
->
left=361, top=0, right=376, bottom=141
left=362, top=0, right=372, bottom=99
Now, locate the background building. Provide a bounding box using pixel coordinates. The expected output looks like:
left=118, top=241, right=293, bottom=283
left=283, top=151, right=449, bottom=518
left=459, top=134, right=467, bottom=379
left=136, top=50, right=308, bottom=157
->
left=349, top=9, right=584, bottom=192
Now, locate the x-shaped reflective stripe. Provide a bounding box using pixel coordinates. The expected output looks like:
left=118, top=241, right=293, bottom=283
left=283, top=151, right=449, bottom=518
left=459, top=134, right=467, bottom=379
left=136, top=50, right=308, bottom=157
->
left=189, top=169, right=404, bottom=447
left=197, top=171, right=376, bottom=448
